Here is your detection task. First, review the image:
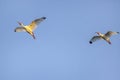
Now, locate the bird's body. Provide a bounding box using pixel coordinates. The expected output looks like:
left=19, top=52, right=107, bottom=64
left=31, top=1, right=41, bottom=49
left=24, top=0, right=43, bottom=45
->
left=89, top=31, right=119, bottom=44
left=14, top=17, right=46, bottom=39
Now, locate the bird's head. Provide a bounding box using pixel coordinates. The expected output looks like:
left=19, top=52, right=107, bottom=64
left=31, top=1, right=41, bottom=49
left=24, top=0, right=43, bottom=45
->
left=17, top=21, right=24, bottom=27
left=96, top=32, right=101, bottom=35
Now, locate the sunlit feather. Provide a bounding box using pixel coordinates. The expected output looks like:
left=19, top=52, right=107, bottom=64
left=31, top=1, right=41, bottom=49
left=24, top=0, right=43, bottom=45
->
left=14, top=17, right=46, bottom=39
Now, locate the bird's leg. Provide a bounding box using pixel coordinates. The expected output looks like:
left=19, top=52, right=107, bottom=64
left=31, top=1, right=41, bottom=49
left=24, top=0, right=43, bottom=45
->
left=108, top=41, right=111, bottom=44
left=32, top=32, right=36, bottom=39
left=107, top=40, right=111, bottom=44
left=27, top=31, right=36, bottom=39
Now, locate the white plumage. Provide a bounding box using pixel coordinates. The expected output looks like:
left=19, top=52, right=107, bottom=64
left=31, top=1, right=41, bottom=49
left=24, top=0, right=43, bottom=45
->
left=89, top=31, right=119, bottom=44
left=14, top=17, right=46, bottom=39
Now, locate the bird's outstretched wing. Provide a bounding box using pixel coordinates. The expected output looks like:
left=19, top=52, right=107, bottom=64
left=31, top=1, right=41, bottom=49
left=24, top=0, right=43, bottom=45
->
left=89, top=36, right=102, bottom=44
left=27, top=17, right=46, bottom=31
left=14, top=27, right=26, bottom=32
left=105, top=31, right=119, bottom=37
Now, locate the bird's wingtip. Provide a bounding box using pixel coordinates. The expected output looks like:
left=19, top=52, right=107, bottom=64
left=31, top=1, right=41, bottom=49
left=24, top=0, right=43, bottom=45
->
left=42, top=17, right=46, bottom=19
left=117, top=32, right=119, bottom=34
left=14, top=29, right=16, bottom=32
left=89, top=41, right=92, bottom=44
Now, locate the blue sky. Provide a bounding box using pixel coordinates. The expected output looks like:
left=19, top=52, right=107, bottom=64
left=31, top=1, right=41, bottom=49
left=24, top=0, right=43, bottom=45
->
left=0, top=0, right=120, bottom=80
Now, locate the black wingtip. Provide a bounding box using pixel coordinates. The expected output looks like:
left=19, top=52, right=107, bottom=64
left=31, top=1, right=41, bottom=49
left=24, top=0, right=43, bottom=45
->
left=89, top=41, right=92, bottom=44
left=117, top=32, right=119, bottom=34
left=14, top=29, right=16, bottom=32
left=42, top=17, right=46, bottom=19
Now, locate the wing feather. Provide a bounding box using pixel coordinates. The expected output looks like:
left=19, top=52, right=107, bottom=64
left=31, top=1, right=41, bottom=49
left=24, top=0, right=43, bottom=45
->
left=27, top=17, right=46, bottom=31
left=14, top=27, right=26, bottom=32
left=105, top=31, right=119, bottom=37
left=89, top=36, right=102, bottom=44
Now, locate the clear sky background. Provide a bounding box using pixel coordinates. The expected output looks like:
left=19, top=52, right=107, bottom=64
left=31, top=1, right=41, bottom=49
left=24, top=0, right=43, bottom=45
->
left=0, top=0, right=120, bottom=80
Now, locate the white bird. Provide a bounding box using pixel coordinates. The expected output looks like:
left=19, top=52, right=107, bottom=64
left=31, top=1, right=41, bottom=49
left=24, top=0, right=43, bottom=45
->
left=14, top=17, right=46, bottom=39
left=89, top=31, right=119, bottom=44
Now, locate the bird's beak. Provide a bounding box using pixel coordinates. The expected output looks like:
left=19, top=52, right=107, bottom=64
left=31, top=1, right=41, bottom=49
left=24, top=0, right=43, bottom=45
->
left=95, top=32, right=99, bottom=34
left=17, top=21, right=22, bottom=25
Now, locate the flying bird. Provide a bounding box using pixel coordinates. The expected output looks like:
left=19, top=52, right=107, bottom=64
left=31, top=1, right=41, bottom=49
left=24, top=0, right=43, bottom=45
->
left=14, top=17, right=46, bottom=39
left=89, top=31, right=119, bottom=44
